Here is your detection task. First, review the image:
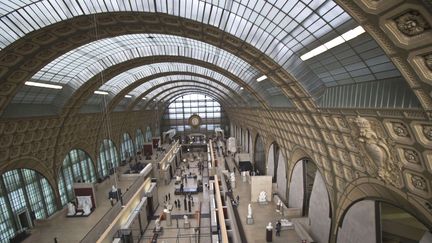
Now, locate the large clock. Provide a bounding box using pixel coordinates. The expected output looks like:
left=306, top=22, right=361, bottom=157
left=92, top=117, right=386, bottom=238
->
left=188, top=114, right=202, bottom=128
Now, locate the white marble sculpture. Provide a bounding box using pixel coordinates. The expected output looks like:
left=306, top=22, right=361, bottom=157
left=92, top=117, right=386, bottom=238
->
left=266, top=222, right=273, bottom=230
left=77, top=196, right=92, bottom=215
left=83, top=200, right=91, bottom=215
left=67, top=202, right=76, bottom=216
left=155, top=218, right=161, bottom=231
left=184, top=215, right=189, bottom=224
left=230, top=172, right=236, bottom=188
left=247, top=203, right=253, bottom=218
left=111, top=185, right=117, bottom=192
left=258, top=191, right=267, bottom=203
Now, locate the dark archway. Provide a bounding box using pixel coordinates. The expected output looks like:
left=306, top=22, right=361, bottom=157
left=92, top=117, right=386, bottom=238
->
left=254, top=134, right=265, bottom=175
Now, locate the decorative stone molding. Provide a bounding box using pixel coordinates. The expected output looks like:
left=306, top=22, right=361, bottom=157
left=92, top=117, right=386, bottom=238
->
left=404, top=149, right=420, bottom=164
left=411, top=174, right=427, bottom=191
left=395, top=10, right=430, bottom=36
left=353, top=116, right=402, bottom=187
left=425, top=53, right=432, bottom=71
left=392, top=122, right=410, bottom=137
left=422, top=125, right=432, bottom=141
left=405, top=171, right=431, bottom=198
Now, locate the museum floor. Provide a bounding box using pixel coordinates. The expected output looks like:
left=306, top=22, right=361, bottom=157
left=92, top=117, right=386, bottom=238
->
left=22, top=149, right=304, bottom=243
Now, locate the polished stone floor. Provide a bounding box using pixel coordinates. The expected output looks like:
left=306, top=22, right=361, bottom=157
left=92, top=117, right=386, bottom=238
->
left=23, top=147, right=303, bottom=243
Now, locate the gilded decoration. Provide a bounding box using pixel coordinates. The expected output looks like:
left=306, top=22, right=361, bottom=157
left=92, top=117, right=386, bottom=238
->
left=354, top=116, right=402, bottom=187
left=395, top=10, right=430, bottom=36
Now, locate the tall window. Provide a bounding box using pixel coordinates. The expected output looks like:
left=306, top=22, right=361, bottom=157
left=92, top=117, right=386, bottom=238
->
left=161, top=94, right=228, bottom=135
left=58, top=149, right=96, bottom=206
left=98, top=139, right=120, bottom=178
left=0, top=169, right=56, bottom=242
left=121, top=133, right=135, bottom=161
left=135, top=129, right=145, bottom=152
left=254, top=134, right=265, bottom=175
left=145, top=126, right=152, bottom=142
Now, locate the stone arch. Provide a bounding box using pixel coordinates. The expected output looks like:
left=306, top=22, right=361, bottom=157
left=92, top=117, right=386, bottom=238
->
left=253, top=133, right=266, bottom=175
left=335, top=178, right=432, bottom=238
left=0, top=156, right=55, bottom=191
left=287, top=147, right=333, bottom=242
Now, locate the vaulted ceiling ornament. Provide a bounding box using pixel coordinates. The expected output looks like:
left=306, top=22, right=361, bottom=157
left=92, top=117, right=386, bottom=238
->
left=353, top=116, right=403, bottom=187
left=395, top=10, right=430, bottom=36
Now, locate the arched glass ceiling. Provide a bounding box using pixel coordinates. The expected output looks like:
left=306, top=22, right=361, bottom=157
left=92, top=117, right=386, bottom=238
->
left=1, top=0, right=347, bottom=53
left=3, top=0, right=404, bottom=107
left=32, top=34, right=258, bottom=88
left=101, top=63, right=241, bottom=95
left=87, top=79, right=239, bottom=107
left=143, top=82, right=231, bottom=102
left=127, top=75, right=246, bottom=102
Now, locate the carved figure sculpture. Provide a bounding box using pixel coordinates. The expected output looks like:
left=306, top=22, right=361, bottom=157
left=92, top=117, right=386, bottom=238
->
left=247, top=203, right=253, bottom=218
left=354, top=116, right=401, bottom=186
left=155, top=218, right=161, bottom=231
left=258, top=191, right=267, bottom=203
left=67, top=202, right=76, bottom=216
left=83, top=200, right=91, bottom=215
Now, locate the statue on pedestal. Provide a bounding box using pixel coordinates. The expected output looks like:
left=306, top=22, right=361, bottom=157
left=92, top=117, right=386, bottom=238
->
left=83, top=200, right=91, bottom=215
left=247, top=203, right=253, bottom=218
left=155, top=218, right=161, bottom=231
left=67, top=202, right=76, bottom=216
left=183, top=215, right=189, bottom=224
left=276, top=199, right=281, bottom=212
left=258, top=191, right=267, bottom=203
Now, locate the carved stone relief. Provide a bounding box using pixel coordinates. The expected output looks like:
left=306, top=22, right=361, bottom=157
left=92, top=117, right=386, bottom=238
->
left=392, top=122, right=410, bottom=137
left=353, top=116, right=403, bottom=187
left=405, top=172, right=431, bottom=198
left=423, top=125, right=432, bottom=141
left=425, top=53, right=432, bottom=71
left=395, top=10, right=430, bottom=36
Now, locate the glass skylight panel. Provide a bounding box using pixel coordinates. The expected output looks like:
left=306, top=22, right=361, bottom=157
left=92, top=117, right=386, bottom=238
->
left=33, top=34, right=256, bottom=90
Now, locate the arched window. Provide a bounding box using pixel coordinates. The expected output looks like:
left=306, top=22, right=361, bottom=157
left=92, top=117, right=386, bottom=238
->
left=0, top=169, right=56, bottom=242
left=121, top=133, right=135, bottom=161
left=58, top=149, right=96, bottom=206
left=145, top=126, right=152, bottom=142
left=161, top=94, right=227, bottom=135
left=135, top=129, right=144, bottom=152
left=98, top=139, right=120, bottom=178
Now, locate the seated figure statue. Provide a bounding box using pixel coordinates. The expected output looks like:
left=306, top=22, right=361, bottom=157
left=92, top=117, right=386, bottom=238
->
left=258, top=191, right=267, bottom=203
left=67, top=202, right=76, bottom=216
left=83, top=199, right=92, bottom=215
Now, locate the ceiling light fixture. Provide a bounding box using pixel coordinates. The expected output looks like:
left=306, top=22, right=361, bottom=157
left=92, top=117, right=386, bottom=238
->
left=94, top=90, right=109, bottom=95
left=125, top=95, right=132, bottom=98
left=257, top=75, right=268, bottom=82
left=240, top=87, right=244, bottom=90
left=300, top=26, right=365, bottom=61
left=25, top=81, right=62, bottom=90
left=142, top=97, right=147, bottom=100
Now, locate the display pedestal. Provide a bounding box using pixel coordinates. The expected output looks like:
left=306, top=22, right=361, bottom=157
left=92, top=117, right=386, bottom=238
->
left=266, top=228, right=273, bottom=242
left=184, top=221, right=190, bottom=228
left=164, top=209, right=172, bottom=226
left=246, top=216, right=254, bottom=224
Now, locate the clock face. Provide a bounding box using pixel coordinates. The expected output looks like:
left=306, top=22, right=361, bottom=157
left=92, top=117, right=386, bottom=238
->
left=189, top=115, right=201, bottom=127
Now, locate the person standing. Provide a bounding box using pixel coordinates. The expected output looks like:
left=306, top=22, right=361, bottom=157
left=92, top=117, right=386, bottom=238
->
left=276, top=220, right=281, bottom=237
